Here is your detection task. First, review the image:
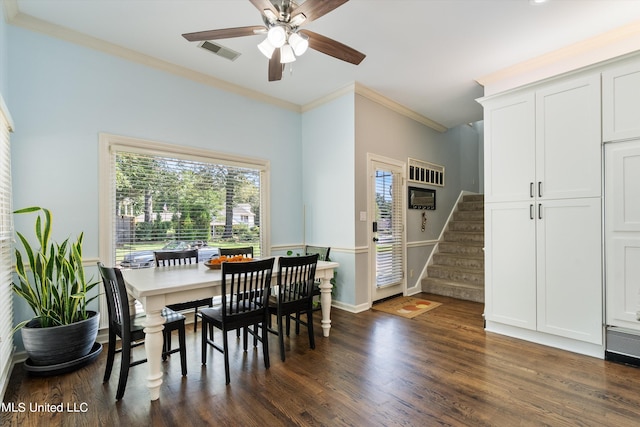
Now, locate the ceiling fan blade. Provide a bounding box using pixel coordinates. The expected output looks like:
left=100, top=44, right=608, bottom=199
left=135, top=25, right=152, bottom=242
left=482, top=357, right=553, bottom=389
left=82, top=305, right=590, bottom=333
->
left=300, top=30, right=365, bottom=65
left=292, top=0, right=349, bottom=24
left=268, top=49, right=283, bottom=81
left=249, top=0, right=279, bottom=18
left=249, top=0, right=280, bottom=19
left=182, top=26, right=266, bottom=42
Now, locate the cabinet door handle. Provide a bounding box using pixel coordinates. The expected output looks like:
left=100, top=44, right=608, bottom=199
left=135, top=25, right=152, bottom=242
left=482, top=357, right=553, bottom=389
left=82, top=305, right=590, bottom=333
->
left=530, top=204, right=534, bottom=220
left=538, top=181, right=542, bottom=198
left=538, top=203, right=542, bottom=220
left=530, top=182, right=534, bottom=198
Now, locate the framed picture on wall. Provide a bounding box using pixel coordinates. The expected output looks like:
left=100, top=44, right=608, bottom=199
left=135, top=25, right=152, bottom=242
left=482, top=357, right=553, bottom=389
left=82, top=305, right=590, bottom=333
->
left=408, top=186, right=436, bottom=210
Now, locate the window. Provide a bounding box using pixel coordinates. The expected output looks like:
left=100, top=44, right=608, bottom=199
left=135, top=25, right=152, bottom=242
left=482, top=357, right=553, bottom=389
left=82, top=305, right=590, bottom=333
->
left=98, top=134, right=270, bottom=268
left=0, top=94, right=14, bottom=392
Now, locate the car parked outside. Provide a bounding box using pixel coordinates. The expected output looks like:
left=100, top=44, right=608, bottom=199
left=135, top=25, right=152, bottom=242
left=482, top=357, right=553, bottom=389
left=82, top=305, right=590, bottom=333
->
left=119, top=241, right=219, bottom=269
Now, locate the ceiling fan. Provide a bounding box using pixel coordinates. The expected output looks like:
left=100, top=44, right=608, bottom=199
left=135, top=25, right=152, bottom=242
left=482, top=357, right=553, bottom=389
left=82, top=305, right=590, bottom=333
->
left=182, top=0, right=366, bottom=82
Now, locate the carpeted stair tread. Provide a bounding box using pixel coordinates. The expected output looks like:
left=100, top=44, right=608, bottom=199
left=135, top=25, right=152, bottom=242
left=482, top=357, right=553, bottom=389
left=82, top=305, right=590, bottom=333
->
left=427, top=264, right=484, bottom=285
left=422, top=193, right=485, bottom=303
left=421, top=277, right=484, bottom=303
left=433, top=253, right=484, bottom=269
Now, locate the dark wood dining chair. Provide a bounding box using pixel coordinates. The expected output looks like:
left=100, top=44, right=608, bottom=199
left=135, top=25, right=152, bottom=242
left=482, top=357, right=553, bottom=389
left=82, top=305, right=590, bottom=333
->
left=97, top=262, right=187, bottom=400
left=218, top=247, right=256, bottom=338
left=268, top=254, right=319, bottom=361
left=154, top=249, right=199, bottom=266
left=288, top=246, right=331, bottom=334
left=155, top=249, right=213, bottom=332
left=219, top=246, right=254, bottom=258
left=199, top=257, right=274, bottom=384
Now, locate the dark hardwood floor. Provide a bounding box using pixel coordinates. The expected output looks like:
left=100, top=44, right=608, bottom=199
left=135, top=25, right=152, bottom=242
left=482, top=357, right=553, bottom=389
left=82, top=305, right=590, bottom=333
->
left=3, top=293, right=640, bottom=426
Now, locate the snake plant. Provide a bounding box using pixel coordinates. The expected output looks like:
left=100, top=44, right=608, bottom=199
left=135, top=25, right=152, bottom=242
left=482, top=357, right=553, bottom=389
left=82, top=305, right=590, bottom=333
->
left=12, top=207, right=99, bottom=331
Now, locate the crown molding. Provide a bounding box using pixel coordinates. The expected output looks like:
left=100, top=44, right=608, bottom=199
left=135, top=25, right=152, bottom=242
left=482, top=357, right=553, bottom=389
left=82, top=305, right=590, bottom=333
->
left=353, top=84, right=447, bottom=133
left=2, top=0, right=19, bottom=22
left=5, top=0, right=446, bottom=131
left=301, top=83, right=448, bottom=133
left=477, top=18, right=640, bottom=96
left=300, top=82, right=356, bottom=113
left=4, top=0, right=301, bottom=113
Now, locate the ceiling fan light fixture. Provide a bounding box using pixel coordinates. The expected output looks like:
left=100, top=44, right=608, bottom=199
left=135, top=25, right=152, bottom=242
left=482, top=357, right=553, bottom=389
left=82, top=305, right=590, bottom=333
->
left=267, top=25, right=287, bottom=48
left=258, top=38, right=276, bottom=59
left=280, top=44, right=296, bottom=63
left=289, top=31, right=309, bottom=56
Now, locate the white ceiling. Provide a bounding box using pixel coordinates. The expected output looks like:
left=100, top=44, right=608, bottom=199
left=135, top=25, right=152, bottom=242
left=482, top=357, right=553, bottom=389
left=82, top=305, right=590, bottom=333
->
left=11, top=0, right=640, bottom=129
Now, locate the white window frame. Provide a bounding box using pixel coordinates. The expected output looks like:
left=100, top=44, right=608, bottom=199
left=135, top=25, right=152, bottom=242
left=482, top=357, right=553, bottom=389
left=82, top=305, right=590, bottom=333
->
left=98, top=133, right=271, bottom=269
left=0, top=93, right=15, bottom=397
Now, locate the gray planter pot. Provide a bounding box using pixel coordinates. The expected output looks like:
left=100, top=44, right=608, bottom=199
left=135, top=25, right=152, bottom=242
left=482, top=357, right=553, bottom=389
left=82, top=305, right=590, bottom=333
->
left=21, top=311, right=100, bottom=366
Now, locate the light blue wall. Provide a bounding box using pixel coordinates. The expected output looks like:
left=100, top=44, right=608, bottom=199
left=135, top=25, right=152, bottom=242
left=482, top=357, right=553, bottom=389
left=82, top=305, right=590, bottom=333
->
left=7, top=25, right=303, bottom=343
left=301, top=93, right=356, bottom=304
left=0, top=3, right=8, bottom=98
left=0, top=7, right=8, bottom=98
left=8, top=25, right=302, bottom=248
left=302, top=93, right=355, bottom=248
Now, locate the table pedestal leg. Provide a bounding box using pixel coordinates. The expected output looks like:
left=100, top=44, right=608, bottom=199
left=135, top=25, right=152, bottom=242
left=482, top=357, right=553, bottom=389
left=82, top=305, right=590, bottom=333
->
left=143, top=309, right=165, bottom=401
left=318, top=275, right=333, bottom=337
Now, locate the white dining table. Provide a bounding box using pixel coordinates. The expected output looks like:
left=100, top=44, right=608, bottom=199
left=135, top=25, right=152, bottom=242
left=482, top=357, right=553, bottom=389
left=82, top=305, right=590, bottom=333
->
left=121, top=258, right=339, bottom=401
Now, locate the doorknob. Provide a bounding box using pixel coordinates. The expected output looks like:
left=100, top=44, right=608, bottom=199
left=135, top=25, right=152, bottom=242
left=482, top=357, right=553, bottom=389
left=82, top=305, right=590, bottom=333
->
left=373, top=237, right=379, bottom=242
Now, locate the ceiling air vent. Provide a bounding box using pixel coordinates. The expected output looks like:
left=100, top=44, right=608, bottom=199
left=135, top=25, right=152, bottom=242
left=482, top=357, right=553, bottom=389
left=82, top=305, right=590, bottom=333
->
left=198, top=41, right=241, bottom=62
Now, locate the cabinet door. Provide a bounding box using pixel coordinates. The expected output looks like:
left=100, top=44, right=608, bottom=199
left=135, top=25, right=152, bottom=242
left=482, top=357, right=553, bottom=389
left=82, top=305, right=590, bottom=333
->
left=536, top=75, right=601, bottom=200
left=536, top=198, right=602, bottom=345
left=485, top=202, right=537, bottom=329
left=605, top=140, right=640, bottom=330
left=483, top=92, right=535, bottom=203
left=603, top=61, right=640, bottom=142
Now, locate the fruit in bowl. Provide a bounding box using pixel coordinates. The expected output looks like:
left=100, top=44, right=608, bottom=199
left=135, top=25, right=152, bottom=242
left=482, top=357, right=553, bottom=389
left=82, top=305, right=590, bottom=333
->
left=205, top=255, right=253, bottom=269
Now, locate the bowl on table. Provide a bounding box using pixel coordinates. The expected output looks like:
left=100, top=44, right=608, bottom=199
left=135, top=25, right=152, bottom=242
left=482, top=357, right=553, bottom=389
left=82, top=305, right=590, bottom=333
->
left=204, top=255, right=253, bottom=269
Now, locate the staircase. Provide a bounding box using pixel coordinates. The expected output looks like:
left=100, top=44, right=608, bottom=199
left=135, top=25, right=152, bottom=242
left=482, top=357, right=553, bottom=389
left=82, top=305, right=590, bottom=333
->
left=422, top=194, right=484, bottom=303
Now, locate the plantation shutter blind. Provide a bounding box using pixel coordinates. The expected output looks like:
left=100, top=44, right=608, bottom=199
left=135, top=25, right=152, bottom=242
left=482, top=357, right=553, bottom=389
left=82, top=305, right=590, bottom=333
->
left=110, top=148, right=263, bottom=266
left=375, top=168, right=404, bottom=287
left=0, top=95, right=14, bottom=393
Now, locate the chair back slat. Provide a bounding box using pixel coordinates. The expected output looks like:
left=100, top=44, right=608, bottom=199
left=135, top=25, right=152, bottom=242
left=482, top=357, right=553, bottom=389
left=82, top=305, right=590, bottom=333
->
left=277, top=254, right=318, bottom=306
left=97, top=262, right=132, bottom=334
left=154, top=249, right=199, bottom=267
left=221, top=258, right=274, bottom=320
left=219, top=247, right=254, bottom=258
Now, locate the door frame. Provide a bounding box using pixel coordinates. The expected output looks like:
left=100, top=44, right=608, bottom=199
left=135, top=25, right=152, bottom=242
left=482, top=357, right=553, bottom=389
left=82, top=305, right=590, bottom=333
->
left=367, top=153, right=407, bottom=305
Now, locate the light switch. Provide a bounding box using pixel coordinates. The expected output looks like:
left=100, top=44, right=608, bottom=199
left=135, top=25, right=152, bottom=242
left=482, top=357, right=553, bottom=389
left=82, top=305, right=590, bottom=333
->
left=359, top=211, right=367, bottom=221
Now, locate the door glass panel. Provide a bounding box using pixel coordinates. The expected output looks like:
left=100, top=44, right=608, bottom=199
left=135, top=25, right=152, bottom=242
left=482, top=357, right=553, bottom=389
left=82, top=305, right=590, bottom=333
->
left=375, top=168, right=403, bottom=287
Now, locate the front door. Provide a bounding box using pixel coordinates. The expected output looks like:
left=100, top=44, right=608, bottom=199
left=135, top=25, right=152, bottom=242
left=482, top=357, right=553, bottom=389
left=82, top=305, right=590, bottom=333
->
left=368, top=155, right=406, bottom=303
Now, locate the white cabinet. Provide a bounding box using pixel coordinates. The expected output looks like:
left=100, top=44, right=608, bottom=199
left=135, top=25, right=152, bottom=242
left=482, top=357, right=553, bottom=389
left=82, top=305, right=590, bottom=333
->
left=481, top=73, right=603, bottom=349
left=605, top=140, right=640, bottom=330
left=485, top=202, right=536, bottom=330
left=483, top=93, right=535, bottom=202
left=536, top=198, right=602, bottom=344
left=483, top=75, right=601, bottom=203
left=535, top=77, right=601, bottom=200
left=485, top=198, right=603, bottom=345
left=603, top=62, right=640, bottom=142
